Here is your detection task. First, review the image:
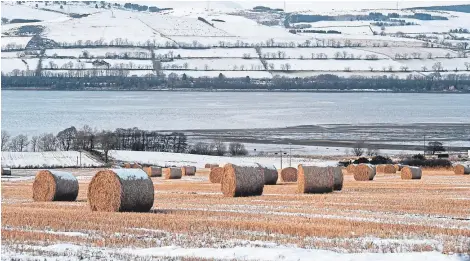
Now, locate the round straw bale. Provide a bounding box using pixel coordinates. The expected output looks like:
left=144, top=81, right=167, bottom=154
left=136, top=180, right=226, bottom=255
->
left=209, top=167, right=224, bottom=183
left=205, top=163, right=219, bottom=169
left=221, top=163, right=264, bottom=197
left=297, top=165, right=334, bottom=194
left=124, top=163, right=131, bottom=168
left=256, top=163, right=278, bottom=185
left=279, top=167, right=297, bottom=182
left=328, top=166, right=343, bottom=191
left=131, top=163, right=141, bottom=169
left=401, top=166, right=422, bottom=180
left=88, top=169, right=154, bottom=212
left=353, top=164, right=376, bottom=181
left=144, top=166, right=162, bottom=177
left=394, top=164, right=403, bottom=171
left=181, top=166, right=196, bottom=176
left=454, top=164, right=470, bottom=175
left=163, top=167, right=182, bottom=179
left=33, top=170, right=78, bottom=202
left=377, top=164, right=396, bottom=174
left=346, top=164, right=357, bottom=174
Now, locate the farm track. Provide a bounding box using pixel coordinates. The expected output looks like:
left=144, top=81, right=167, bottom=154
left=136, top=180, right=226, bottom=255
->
left=2, top=168, right=470, bottom=255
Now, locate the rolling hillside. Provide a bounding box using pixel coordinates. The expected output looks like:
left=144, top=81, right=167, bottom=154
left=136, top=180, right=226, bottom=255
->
left=1, top=1, right=469, bottom=81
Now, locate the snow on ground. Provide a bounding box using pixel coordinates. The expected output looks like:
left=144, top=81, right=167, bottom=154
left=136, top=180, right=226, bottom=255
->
left=154, top=48, right=258, bottom=58
left=41, top=58, right=153, bottom=70
left=1, top=243, right=466, bottom=261
left=267, top=59, right=402, bottom=71
left=310, top=26, right=373, bottom=36
left=41, top=10, right=170, bottom=45
left=260, top=47, right=391, bottom=60
left=1, top=151, right=104, bottom=168
left=108, top=150, right=338, bottom=169
left=356, top=47, right=459, bottom=59
left=44, top=47, right=151, bottom=58
left=0, top=2, right=69, bottom=22
left=164, top=58, right=264, bottom=71
left=138, top=12, right=231, bottom=37
left=1, top=58, right=39, bottom=74
left=161, top=69, right=272, bottom=79
left=209, top=14, right=309, bottom=41
left=272, top=71, right=424, bottom=79
left=1, top=36, right=32, bottom=49
left=400, top=58, right=470, bottom=71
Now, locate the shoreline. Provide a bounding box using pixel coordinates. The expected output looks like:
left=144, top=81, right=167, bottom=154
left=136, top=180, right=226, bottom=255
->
left=2, top=88, right=468, bottom=93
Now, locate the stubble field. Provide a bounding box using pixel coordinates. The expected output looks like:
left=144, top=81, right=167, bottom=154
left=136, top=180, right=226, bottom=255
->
left=1, top=168, right=469, bottom=260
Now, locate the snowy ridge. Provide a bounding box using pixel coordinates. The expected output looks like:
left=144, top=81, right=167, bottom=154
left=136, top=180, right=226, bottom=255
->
left=1, top=1, right=469, bottom=80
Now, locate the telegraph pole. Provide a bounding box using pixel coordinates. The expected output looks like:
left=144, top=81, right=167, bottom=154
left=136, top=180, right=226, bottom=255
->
left=423, top=134, right=426, bottom=156
left=289, top=143, right=292, bottom=167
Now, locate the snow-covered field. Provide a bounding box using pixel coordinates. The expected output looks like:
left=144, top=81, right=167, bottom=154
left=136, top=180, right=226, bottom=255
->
left=107, top=150, right=338, bottom=169
left=2, top=243, right=466, bottom=261
left=1, top=36, right=32, bottom=49
left=165, top=58, right=265, bottom=71
left=2, top=1, right=469, bottom=79
left=1, top=151, right=104, bottom=168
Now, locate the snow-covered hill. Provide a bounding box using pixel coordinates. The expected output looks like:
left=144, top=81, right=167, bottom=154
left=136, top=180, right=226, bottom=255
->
left=1, top=1, right=469, bottom=80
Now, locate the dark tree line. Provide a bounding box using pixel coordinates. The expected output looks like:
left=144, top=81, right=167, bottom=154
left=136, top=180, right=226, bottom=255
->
left=2, top=74, right=470, bottom=92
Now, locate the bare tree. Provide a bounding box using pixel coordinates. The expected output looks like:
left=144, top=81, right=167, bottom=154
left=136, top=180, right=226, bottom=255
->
left=213, top=140, right=227, bottom=156
left=10, top=134, right=29, bottom=152
left=432, top=61, right=443, bottom=72
left=30, top=136, right=39, bottom=152
left=57, top=126, right=77, bottom=151
left=421, top=66, right=427, bottom=72
left=98, top=131, right=118, bottom=163
left=352, top=141, right=365, bottom=156
left=1, top=130, right=10, bottom=151
left=366, top=148, right=379, bottom=157
left=464, top=62, right=470, bottom=71
left=38, top=133, right=57, bottom=151
left=229, top=142, right=248, bottom=156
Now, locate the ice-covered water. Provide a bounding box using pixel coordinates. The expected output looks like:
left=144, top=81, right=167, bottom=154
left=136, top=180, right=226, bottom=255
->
left=2, top=91, right=469, bottom=135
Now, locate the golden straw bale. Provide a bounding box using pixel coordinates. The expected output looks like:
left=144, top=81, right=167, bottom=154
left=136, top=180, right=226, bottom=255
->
left=209, top=167, right=224, bottom=183
left=88, top=169, right=154, bottom=212
left=401, top=166, right=422, bottom=180
left=346, top=164, right=357, bottom=174
left=394, top=164, right=403, bottom=171
left=279, top=167, right=297, bottom=182
left=205, top=163, right=219, bottom=169
left=377, top=164, right=396, bottom=174
left=163, top=167, right=182, bottom=179
left=33, top=170, right=79, bottom=202
left=221, top=163, right=264, bottom=197
left=256, top=163, right=278, bottom=185
left=143, top=166, right=162, bottom=177
left=454, top=164, right=470, bottom=175
left=297, top=165, right=334, bottom=194
left=328, top=166, right=343, bottom=191
left=181, top=166, right=196, bottom=176
left=353, top=164, right=376, bottom=181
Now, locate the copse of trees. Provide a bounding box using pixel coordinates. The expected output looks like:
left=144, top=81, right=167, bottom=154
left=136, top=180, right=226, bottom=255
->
left=1, top=126, right=189, bottom=163
left=1, top=127, right=250, bottom=161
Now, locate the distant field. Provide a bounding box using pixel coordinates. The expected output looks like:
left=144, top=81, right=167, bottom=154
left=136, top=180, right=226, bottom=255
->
left=1, top=151, right=104, bottom=168
left=1, top=168, right=469, bottom=260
